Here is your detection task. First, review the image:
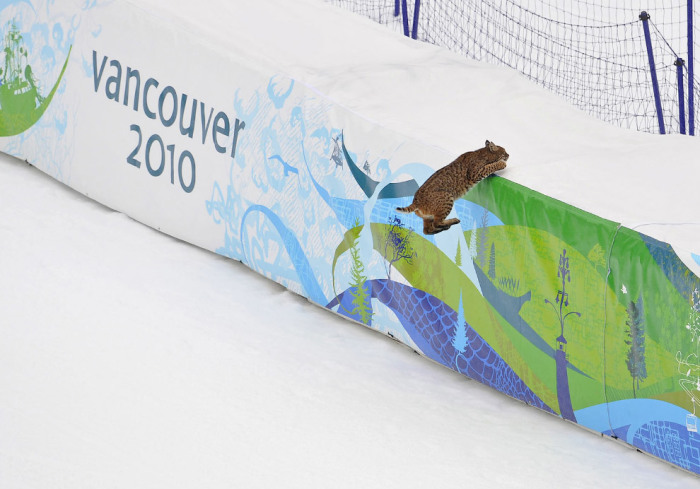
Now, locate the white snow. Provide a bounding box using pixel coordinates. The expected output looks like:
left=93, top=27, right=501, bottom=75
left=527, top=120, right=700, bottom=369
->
left=1, top=154, right=697, bottom=488
left=2, top=0, right=700, bottom=487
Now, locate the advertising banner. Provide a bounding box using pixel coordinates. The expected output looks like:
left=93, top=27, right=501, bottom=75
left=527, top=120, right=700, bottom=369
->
left=1, top=0, right=698, bottom=475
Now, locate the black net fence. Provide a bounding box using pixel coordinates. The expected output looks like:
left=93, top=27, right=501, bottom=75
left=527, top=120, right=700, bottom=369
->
left=328, top=0, right=700, bottom=136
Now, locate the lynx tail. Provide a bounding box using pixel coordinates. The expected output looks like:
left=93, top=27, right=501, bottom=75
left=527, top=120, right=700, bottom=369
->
left=395, top=203, right=417, bottom=214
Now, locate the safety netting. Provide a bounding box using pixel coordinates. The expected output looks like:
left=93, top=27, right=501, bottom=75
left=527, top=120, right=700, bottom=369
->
left=329, top=0, right=700, bottom=135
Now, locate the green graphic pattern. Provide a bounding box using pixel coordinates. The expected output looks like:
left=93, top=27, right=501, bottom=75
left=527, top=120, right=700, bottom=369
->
left=0, top=20, right=71, bottom=136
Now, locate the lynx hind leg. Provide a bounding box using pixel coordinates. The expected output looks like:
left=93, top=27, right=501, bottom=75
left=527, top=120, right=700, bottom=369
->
left=426, top=195, right=459, bottom=234
left=438, top=217, right=461, bottom=231
left=424, top=216, right=460, bottom=235
left=434, top=195, right=458, bottom=226
left=418, top=210, right=441, bottom=235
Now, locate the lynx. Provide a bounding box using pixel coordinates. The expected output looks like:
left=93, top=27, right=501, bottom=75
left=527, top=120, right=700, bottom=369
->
left=396, top=140, right=508, bottom=235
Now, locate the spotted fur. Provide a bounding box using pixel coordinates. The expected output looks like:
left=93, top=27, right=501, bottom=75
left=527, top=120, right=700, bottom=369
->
left=396, top=140, right=508, bottom=235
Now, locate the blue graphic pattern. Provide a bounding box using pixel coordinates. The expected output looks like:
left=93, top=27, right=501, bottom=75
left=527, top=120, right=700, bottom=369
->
left=328, top=279, right=554, bottom=413
left=203, top=71, right=700, bottom=476
left=635, top=421, right=700, bottom=473
left=240, top=205, right=327, bottom=306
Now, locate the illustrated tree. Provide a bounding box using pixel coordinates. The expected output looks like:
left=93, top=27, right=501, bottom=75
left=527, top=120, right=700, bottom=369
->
left=383, top=216, right=417, bottom=280
left=349, top=222, right=372, bottom=325
left=624, top=296, right=647, bottom=398
left=455, top=240, right=463, bottom=267
left=677, top=289, right=700, bottom=427
left=687, top=289, right=700, bottom=349
left=545, top=248, right=582, bottom=422
left=477, top=208, right=489, bottom=269
left=469, top=220, right=478, bottom=261
left=452, top=291, right=468, bottom=353
left=488, top=242, right=496, bottom=280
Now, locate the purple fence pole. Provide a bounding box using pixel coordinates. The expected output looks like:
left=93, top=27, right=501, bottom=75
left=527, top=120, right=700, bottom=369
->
left=401, top=0, right=409, bottom=37
left=411, top=0, right=421, bottom=40
left=688, top=0, right=695, bottom=135
left=640, top=11, right=666, bottom=134
left=676, top=58, right=687, bottom=134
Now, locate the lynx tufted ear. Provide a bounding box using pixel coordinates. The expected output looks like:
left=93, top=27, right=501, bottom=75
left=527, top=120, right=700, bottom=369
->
left=486, top=140, right=496, bottom=152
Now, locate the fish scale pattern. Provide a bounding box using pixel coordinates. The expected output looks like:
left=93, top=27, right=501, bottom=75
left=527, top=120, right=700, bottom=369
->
left=329, top=278, right=553, bottom=413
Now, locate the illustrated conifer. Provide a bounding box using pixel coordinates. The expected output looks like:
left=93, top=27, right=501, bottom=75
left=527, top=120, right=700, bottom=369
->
left=688, top=289, right=700, bottom=348
left=488, top=242, right=496, bottom=280
left=625, top=296, right=647, bottom=398
left=455, top=240, right=463, bottom=267
left=677, top=289, right=700, bottom=421
left=477, top=208, right=489, bottom=268
left=469, top=220, right=478, bottom=260
left=452, top=291, right=468, bottom=353
left=348, top=219, right=372, bottom=325
left=349, top=244, right=372, bottom=325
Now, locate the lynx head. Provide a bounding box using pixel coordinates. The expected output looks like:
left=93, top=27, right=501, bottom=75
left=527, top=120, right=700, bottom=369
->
left=467, top=140, right=509, bottom=182
left=485, top=140, right=509, bottom=163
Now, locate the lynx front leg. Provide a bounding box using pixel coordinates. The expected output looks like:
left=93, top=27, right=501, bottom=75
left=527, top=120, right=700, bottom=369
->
left=482, top=160, right=507, bottom=177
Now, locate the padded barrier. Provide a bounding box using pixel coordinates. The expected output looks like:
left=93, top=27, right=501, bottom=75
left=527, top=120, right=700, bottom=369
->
left=1, top=0, right=699, bottom=476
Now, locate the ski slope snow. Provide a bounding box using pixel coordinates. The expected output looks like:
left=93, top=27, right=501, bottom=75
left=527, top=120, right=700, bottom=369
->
left=1, top=154, right=697, bottom=488
left=2, top=0, right=700, bottom=486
